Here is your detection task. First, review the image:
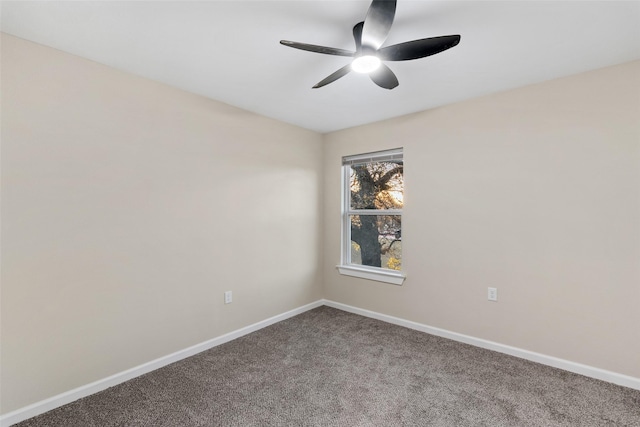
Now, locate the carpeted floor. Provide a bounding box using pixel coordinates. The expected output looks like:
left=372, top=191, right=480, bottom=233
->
left=15, top=306, right=640, bottom=426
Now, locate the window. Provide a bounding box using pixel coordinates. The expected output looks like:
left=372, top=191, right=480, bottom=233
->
left=337, top=148, right=405, bottom=285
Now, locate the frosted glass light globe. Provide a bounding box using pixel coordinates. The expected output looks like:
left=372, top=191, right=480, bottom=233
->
left=351, top=55, right=381, bottom=73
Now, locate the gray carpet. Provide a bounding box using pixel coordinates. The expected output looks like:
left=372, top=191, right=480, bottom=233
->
left=15, top=306, right=640, bottom=426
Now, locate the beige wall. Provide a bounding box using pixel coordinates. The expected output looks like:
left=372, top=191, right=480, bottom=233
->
left=1, top=34, right=324, bottom=413
left=323, top=60, right=640, bottom=379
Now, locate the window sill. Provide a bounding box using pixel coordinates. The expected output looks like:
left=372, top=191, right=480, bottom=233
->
left=336, top=265, right=406, bottom=286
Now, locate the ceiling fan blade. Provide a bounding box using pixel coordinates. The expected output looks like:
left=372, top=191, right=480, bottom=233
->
left=353, top=21, right=364, bottom=53
left=313, top=64, right=353, bottom=89
left=280, top=40, right=355, bottom=57
left=377, top=35, right=461, bottom=61
left=369, top=63, right=399, bottom=90
left=361, top=0, right=397, bottom=51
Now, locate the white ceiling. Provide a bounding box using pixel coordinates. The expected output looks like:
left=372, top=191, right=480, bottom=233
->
left=2, top=1, right=639, bottom=133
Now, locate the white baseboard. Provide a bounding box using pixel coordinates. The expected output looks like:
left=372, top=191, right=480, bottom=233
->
left=322, top=299, right=640, bottom=391
left=0, top=300, right=324, bottom=427
left=4, top=298, right=638, bottom=426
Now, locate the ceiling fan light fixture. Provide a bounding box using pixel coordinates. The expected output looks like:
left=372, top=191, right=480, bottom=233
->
left=280, top=1, right=460, bottom=89
left=351, top=55, right=381, bottom=73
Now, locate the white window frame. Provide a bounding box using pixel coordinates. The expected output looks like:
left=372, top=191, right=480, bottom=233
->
left=337, top=148, right=406, bottom=285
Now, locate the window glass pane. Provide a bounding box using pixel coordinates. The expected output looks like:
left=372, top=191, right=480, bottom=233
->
left=350, top=161, right=403, bottom=210
left=350, top=215, right=401, bottom=270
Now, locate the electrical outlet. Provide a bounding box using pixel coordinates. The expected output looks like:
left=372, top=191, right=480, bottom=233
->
left=488, top=287, right=498, bottom=302
left=224, top=291, right=232, bottom=304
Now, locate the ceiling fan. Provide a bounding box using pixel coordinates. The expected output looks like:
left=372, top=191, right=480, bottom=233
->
left=280, top=0, right=461, bottom=90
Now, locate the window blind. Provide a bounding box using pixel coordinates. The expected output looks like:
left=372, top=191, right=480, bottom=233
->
left=342, top=148, right=403, bottom=166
